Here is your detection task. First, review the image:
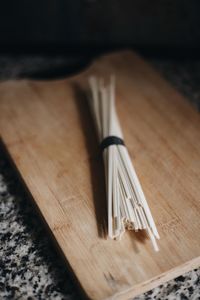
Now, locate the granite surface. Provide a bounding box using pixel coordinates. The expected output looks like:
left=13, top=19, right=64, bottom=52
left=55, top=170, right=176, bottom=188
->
left=0, top=53, right=200, bottom=299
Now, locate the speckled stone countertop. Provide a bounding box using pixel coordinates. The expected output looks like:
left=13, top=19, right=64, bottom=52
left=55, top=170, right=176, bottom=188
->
left=0, top=53, right=200, bottom=300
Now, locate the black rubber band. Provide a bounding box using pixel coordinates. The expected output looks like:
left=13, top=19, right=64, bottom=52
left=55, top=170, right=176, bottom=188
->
left=100, top=136, right=125, bottom=151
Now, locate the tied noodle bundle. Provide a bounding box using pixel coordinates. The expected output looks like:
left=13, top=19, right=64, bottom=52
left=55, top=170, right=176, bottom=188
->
left=88, top=76, right=160, bottom=251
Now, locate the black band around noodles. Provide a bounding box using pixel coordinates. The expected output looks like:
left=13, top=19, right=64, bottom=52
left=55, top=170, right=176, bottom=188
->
left=100, top=136, right=125, bottom=151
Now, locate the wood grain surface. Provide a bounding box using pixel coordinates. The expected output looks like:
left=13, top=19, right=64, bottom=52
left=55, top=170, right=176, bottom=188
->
left=0, top=51, right=200, bottom=300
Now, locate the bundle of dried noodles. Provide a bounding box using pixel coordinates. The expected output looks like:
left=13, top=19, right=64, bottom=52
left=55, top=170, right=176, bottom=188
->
left=88, top=76, right=159, bottom=251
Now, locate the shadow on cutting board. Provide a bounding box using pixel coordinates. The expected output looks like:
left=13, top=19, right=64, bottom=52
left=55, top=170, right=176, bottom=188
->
left=72, top=83, right=108, bottom=239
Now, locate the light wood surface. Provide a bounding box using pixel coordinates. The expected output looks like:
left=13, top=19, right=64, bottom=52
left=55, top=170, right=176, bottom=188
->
left=0, top=51, right=200, bottom=300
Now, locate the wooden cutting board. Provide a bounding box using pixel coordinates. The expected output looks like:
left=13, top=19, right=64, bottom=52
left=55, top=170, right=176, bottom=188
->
left=0, top=51, right=200, bottom=300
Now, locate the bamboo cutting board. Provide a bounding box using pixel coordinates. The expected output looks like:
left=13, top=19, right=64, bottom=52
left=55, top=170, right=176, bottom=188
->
left=0, top=51, right=200, bottom=300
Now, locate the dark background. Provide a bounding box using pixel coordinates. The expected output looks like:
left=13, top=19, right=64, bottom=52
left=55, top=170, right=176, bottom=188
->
left=0, top=0, right=200, bottom=56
